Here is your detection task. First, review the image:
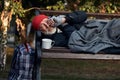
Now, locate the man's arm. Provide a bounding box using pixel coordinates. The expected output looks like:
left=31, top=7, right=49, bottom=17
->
left=51, top=11, right=87, bottom=26
left=65, top=11, right=87, bottom=24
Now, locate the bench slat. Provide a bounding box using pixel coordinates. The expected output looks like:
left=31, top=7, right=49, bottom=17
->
left=42, top=47, right=120, bottom=60
left=42, top=52, right=120, bottom=60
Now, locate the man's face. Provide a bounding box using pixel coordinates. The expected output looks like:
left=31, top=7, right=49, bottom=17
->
left=39, top=18, right=56, bottom=35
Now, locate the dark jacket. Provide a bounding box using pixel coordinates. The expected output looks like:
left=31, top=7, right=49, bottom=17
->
left=65, top=11, right=87, bottom=24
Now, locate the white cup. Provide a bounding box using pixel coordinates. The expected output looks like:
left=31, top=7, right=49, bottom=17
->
left=42, top=38, right=55, bottom=49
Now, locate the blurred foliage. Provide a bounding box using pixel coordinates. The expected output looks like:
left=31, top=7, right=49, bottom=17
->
left=22, top=0, right=120, bottom=14
left=0, top=0, right=119, bottom=23
left=45, top=0, right=120, bottom=14
left=46, top=1, right=65, bottom=11
left=11, top=0, right=25, bottom=17
left=0, top=0, right=119, bottom=29
left=0, top=0, right=119, bottom=15
left=28, top=0, right=120, bottom=14
left=0, top=0, right=26, bottom=18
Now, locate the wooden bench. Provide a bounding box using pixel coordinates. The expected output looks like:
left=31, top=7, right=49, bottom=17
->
left=38, top=10, right=120, bottom=60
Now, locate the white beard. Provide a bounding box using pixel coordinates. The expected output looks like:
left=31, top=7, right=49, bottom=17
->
left=43, top=27, right=56, bottom=35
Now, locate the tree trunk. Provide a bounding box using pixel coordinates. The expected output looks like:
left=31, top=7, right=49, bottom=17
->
left=0, top=0, right=12, bottom=70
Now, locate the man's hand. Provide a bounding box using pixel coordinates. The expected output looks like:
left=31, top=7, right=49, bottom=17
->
left=47, top=18, right=55, bottom=27
left=51, top=15, right=66, bottom=27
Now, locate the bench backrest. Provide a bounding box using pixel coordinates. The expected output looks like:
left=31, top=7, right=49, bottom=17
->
left=39, top=10, right=120, bottom=19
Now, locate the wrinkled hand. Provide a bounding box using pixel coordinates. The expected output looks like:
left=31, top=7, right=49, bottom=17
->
left=47, top=18, right=55, bottom=27
left=51, top=15, right=65, bottom=27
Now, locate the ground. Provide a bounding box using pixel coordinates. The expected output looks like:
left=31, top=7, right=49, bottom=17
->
left=41, top=59, right=120, bottom=80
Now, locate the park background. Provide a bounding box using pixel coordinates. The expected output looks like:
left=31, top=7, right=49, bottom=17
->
left=0, top=0, right=120, bottom=80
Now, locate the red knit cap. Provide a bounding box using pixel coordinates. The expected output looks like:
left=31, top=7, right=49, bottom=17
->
left=32, top=14, right=48, bottom=30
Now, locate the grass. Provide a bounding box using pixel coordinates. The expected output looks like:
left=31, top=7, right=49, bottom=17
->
left=1, top=47, right=120, bottom=80
left=41, top=59, right=120, bottom=80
